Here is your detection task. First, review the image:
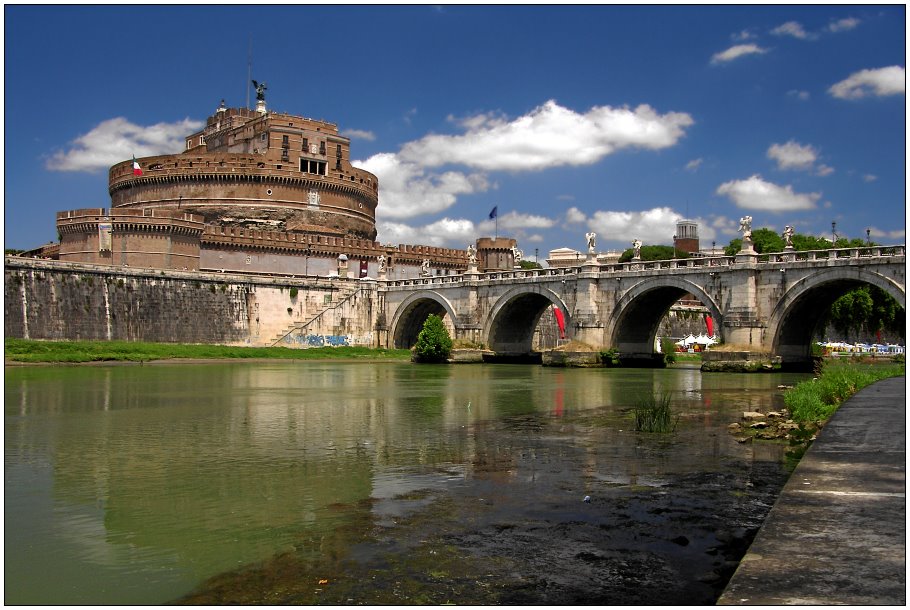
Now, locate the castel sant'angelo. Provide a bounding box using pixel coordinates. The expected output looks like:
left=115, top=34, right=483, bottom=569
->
left=54, top=85, right=520, bottom=278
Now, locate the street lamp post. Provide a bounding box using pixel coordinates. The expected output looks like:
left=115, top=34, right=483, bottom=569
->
left=832, top=221, right=838, bottom=245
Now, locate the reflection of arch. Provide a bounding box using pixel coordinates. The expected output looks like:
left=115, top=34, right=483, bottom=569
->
left=483, top=286, right=571, bottom=354
left=607, top=277, right=722, bottom=356
left=389, top=291, right=459, bottom=349
left=766, top=268, right=905, bottom=367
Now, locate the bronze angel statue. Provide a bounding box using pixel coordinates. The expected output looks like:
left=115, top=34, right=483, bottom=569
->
left=252, top=80, right=268, bottom=101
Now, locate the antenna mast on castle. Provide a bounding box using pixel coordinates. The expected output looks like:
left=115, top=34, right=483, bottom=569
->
left=246, top=36, right=252, bottom=109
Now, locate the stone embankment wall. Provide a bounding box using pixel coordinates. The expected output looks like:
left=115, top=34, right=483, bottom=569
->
left=4, top=258, right=378, bottom=348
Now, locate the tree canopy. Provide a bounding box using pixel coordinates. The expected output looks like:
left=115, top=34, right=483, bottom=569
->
left=618, top=245, right=689, bottom=263
left=413, top=314, right=453, bottom=363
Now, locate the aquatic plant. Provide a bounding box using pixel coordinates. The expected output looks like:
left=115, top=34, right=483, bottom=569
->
left=633, top=392, right=678, bottom=433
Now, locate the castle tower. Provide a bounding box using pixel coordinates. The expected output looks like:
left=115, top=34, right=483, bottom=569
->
left=475, top=237, right=516, bottom=272
left=106, top=104, right=379, bottom=241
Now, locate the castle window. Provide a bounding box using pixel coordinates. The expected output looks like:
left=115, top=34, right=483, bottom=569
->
left=319, top=141, right=326, bottom=155
left=200, top=135, right=205, bottom=145
left=300, top=158, right=326, bottom=176
left=282, top=135, right=289, bottom=146
left=302, top=137, right=308, bottom=151
left=336, top=144, right=342, bottom=158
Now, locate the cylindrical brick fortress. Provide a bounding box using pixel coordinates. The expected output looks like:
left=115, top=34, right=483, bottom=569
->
left=108, top=106, right=379, bottom=240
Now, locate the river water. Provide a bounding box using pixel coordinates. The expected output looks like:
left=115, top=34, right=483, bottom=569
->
left=5, top=361, right=810, bottom=605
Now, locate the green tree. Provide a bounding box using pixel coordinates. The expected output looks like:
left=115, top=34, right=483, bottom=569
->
left=751, top=228, right=785, bottom=253
left=413, top=314, right=453, bottom=363
left=828, top=287, right=874, bottom=343
left=825, top=285, right=905, bottom=342
left=519, top=260, right=542, bottom=270
left=618, top=245, right=689, bottom=263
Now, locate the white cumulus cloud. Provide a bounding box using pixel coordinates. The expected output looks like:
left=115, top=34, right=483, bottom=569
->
left=497, top=211, right=555, bottom=230
left=359, top=99, right=693, bottom=221
left=564, top=206, right=588, bottom=225
left=399, top=100, right=694, bottom=171
left=827, top=17, right=860, bottom=33
left=342, top=128, right=376, bottom=141
left=710, top=43, right=769, bottom=65
left=771, top=21, right=814, bottom=40
left=588, top=207, right=682, bottom=245
left=47, top=117, right=204, bottom=172
left=685, top=158, right=703, bottom=172
left=829, top=66, right=905, bottom=99
left=767, top=140, right=818, bottom=171
left=356, top=152, right=491, bottom=220
left=716, top=175, right=820, bottom=212
left=869, top=226, right=905, bottom=241
left=376, top=217, right=477, bottom=247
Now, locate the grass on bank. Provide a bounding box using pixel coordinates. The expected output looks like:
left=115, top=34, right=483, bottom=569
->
left=4, top=339, right=411, bottom=363
left=784, top=360, right=905, bottom=423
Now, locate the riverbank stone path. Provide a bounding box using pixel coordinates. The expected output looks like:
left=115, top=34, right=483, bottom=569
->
left=719, top=376, right=906, bottom=605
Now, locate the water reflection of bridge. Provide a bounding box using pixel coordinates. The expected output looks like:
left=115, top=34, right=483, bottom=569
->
left=379, top=246, right=905, bottom=370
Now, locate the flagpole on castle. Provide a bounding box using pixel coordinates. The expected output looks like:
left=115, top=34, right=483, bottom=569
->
left=489, top=206, right=498, bottom=239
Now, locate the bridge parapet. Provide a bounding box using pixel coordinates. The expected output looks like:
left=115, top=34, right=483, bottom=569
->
left=377, top=246, right=903, bottom=296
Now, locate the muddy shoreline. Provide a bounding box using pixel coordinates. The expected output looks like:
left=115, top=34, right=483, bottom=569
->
left=175, top=407, right=790, bottom=605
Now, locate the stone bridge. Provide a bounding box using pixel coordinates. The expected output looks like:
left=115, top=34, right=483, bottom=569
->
left=377, top=246, right=905, bottom=369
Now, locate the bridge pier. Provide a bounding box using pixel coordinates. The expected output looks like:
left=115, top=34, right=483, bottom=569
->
left=617, top=352, right=666, bottom=368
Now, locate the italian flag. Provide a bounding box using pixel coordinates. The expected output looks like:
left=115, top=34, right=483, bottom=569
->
left=132, top=156, right=143, bottom=176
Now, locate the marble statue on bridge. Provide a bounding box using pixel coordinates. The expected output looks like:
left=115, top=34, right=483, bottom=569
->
left=585, top=232, right=597, bottom=254
left=738, top=216, right=753, bottom=240
left=783, top=225, right=794, bottom=248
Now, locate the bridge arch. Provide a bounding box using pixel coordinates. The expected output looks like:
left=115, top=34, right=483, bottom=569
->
left=389, top=290, right=459, bottom=349
left=607, top=277, right=722, bottom=363
left=483, top=285, right=572, bottom=355
left=766, top=267, right=905, bottom=368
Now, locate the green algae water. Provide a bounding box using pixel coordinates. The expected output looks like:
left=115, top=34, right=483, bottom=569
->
left=5, top=362, right=808, bottom=604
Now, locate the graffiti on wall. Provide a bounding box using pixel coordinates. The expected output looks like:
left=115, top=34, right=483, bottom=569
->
left=283, top=333, right=373, bottom=347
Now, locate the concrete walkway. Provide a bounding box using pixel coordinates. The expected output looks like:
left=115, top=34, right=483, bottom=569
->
left=718, top=376, right=906, bottom=605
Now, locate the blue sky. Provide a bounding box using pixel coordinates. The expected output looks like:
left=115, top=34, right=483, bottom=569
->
left=5, top=5, right=906, bottom=258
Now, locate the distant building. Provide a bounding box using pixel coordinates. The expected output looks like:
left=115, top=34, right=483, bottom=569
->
left=673, top=219, right=699, bottom=254
left=546, top=247, right=622, bottom=268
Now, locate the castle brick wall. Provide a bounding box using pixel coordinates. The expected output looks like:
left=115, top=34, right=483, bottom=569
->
left=4, top=258, right=378, bottom=348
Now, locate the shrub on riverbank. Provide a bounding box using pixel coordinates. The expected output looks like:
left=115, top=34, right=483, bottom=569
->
left=784, top=361, right=905, bottom=423
left=4, top=339, right=411, bottom=363
left=412, top=315, right=453, bottom=363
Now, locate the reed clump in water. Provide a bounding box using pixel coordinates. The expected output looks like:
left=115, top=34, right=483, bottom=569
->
left=633, top=392, right=679, bottom=433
